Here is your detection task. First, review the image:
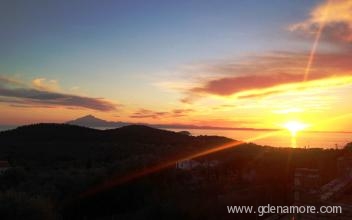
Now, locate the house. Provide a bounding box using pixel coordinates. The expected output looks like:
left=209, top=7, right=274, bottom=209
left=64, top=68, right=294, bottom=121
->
left=0, top=160, right=10, bottom=174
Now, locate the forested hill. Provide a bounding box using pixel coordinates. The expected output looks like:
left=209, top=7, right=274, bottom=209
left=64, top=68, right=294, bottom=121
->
left=0, top=123, right=232, bottom=143
left=0, top=123, right=234, bottom=163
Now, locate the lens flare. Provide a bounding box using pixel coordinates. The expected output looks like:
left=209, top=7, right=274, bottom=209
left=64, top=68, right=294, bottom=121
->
left=303, top=0, right=331, bottom=81
left=80, top=113, right=352, bottom=198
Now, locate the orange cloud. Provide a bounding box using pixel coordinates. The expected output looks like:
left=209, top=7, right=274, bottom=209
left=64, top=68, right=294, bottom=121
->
left=290, top=0, right=352, bottom=43
left=181, top=52, right=352, bottom=101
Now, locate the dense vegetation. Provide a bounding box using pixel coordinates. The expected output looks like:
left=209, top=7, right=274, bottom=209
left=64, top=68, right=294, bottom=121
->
left=0, top=124, right=348, bottom=219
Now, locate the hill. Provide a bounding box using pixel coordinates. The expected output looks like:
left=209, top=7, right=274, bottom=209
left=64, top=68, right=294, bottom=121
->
left=0, top=123, right=345, bottom=220
left=0, top=123, right=103, bottom=142
left=0, top=123, right=233, bottom=163
left=0, top=123, right=207, bottom=144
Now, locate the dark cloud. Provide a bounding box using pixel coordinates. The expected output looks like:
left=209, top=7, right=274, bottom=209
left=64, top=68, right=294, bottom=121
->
left=0, top=76, right=117, bottom=111
left=320, top=22, right=352, bottom=43
left=130, top=108, right=193, bottom=119
left=131, top=109, right=168, bottom=119
left=289, top=0, right=352, bottom=44
left=292, top=21, right=352, bottom=44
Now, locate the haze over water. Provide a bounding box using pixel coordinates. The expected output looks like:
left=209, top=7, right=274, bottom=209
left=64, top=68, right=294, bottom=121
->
left=170, top=129, right=352, bottom=149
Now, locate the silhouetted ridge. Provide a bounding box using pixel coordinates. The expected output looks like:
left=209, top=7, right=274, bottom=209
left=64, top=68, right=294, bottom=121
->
left=0, top=123, right=102, bottom=142
left=0, top=123, right=234, bottom=147
left=0, top=123, right=198, bottom=144
left=0, top=123, right=236, bottom=165
left=105, top=125, right=194, bottom=144
left=67, top=114, right=129, bottom=128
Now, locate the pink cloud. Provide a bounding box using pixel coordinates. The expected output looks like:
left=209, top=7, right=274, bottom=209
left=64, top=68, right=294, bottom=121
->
left=182, top=52, right=352, bottom=100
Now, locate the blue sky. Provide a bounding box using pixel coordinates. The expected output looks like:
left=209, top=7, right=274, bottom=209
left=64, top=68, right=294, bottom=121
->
left=1, top=0, right=320, bottom=79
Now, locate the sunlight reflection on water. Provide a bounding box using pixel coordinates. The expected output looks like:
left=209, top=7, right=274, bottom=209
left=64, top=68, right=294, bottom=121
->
left=169, top=129, right=352, bottom=149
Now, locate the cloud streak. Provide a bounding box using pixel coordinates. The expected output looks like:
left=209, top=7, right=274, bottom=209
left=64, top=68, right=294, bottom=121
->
left=130, top=108, right=193, bottom=119
left=0, top=75, right=117, bottom=111
left=180, top=52, right=352, bottom=101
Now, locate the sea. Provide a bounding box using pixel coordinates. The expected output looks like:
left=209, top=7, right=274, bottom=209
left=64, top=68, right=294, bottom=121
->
left=168, top=128, right=352, bottom=149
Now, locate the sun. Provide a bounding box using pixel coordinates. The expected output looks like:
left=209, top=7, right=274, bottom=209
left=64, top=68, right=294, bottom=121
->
left=284, top=121, right=307, bottom=136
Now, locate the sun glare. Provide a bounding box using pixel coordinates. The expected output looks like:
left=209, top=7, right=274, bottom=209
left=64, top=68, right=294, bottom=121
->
left=284, top=121, right=307, bottom=136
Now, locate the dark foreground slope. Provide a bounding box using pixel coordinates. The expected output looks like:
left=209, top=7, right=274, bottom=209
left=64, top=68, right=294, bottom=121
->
left=0, top=123, right=231, bottom=143
left=0, top=123, right=232, bottom=164
left=0, top=124, right=347, bottom=220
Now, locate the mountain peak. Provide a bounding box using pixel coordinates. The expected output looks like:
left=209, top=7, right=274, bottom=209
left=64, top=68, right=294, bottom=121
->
left=80, top=114, right=99, bottom=120
left=67, top=115, right=128, bottom=128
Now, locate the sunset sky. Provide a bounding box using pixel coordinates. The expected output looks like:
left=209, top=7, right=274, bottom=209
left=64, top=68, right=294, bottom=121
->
left=1, top=0, right=352, bottom=131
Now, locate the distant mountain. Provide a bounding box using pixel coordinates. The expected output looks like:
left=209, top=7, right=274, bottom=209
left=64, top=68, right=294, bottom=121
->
left=67, top=115, right=279, bottom=131
left=66, top=114, right=130, bottom=128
